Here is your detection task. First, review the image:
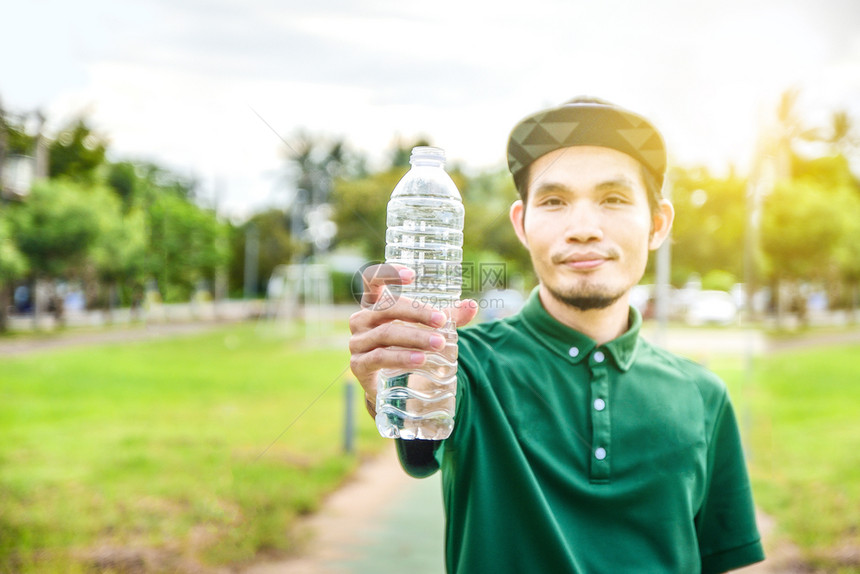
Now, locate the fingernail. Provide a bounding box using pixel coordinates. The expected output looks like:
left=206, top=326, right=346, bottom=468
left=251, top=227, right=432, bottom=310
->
left=410, top=351, right=425, bottom=364
left=429, top=334, right=445, bottom=349
left=431, top=311, right=446, bottom=326
left=398, top=268, right=414, bottom=281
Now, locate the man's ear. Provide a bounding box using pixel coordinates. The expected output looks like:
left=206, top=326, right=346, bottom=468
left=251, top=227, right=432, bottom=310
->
left=509, top=200, right=529, bottom=248
left=648, top=199, right=675, bottom=251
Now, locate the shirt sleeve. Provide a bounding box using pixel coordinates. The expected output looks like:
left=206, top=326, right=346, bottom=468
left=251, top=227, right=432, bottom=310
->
left=396, top=438, right=441, bottom=478
left=696, top=392, right=766, bottom=574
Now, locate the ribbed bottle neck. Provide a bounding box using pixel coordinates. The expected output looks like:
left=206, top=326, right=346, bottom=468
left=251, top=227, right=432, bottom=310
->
left=409, top=146, right=446, bottom=168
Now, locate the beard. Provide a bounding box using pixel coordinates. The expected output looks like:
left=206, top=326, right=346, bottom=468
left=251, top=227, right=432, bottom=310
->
left=544, top=249, right=626, bottom=311
left=545, top=283, right=624, bottom=311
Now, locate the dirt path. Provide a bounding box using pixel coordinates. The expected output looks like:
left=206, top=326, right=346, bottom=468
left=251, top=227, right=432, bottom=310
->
left=0, top=322, right=226, bottom=357
left=766, top=328, right=860, bottom=354
left=243, top=445, right=422, bottom=574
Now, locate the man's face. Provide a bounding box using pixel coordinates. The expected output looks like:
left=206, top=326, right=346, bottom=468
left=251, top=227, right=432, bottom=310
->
left=509, top=146, right=673, bottom=311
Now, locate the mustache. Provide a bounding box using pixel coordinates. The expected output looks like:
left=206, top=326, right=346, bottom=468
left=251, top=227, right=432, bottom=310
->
left=550, top=249, right=619, bottom=265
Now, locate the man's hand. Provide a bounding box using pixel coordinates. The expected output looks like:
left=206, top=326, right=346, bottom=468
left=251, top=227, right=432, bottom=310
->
left=348, top=263, right=478, bottom=415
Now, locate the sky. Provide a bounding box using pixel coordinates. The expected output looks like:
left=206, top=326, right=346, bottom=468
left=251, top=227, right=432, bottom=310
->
left=2, top=0, right=859, bottom=220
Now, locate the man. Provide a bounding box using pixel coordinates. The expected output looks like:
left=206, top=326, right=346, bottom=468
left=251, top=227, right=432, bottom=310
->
left=348, top=97, right=765, bottom=573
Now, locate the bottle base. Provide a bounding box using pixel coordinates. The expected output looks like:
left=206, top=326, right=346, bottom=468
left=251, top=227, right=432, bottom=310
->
left=376, top=411, right=453, bottom=441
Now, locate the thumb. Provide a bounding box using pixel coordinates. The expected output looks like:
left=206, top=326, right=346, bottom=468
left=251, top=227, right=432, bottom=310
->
left=453, top=299, right=479, bottom=328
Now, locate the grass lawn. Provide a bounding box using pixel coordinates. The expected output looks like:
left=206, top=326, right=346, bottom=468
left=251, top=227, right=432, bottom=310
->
left=0, top=321, right=383, bottom=573
left=711, top=343, right=860, bottom=572
left=4, top=320, right=859, bottom=573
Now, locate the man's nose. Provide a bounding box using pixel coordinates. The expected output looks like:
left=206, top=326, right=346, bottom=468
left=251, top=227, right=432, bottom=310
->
left=564, top=201, right=603, bottom=243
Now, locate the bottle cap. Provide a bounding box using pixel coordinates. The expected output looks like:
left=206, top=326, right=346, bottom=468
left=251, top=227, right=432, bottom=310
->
left=410, top=146, right=446, bottom=166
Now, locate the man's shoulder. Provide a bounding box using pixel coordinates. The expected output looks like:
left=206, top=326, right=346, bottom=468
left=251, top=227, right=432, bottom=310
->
left=635, top=338, right=729, bottom=402
left=455, top=314, right=531, bottom=370
left=458, top=313, right=526, bottom=345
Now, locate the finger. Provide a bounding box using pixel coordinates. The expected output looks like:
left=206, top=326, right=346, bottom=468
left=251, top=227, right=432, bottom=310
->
left=454, top=299, right=479, bottom=328
left=350, top=320, right=447, bottom=356
left=350, top=347, right=428, bottom=388
left=350, top=359, right=381, bottom=398
left=350, top=296, right=447, bottom=334
left=359, top=263, right=414, bottom=307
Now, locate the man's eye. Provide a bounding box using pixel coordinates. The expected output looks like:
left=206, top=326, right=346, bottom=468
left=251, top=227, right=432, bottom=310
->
left=604, top=196, right=628, bottom=205
left=540, top=197, right=563, bottom=206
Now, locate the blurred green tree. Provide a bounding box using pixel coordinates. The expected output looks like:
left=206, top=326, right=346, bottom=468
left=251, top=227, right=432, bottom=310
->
left=824, top=110, right=858, bottom=157
left=792, top=153, right=857, bottom=190
left=7, top=179, right=107, bottom=323
left=9, top=179, right=104, bottom=278
left=102, top=158, right=229, bottom=303
left=760, top=178, right=851, bottom=316
left=772, top=87, right=822, bottom=180
left=330, top=167, right=405, bottom=259
left=92, top=203, right=148, bottom=315
left=0, top=213, right=29, bottom=331
left=48, top=118, right=108, bottom=183
left=328, top=137, right=435, bottom=260
left=802, top=109, right=859, bottom=159
left=283, top=132, right=365, bottom=262
left=116, top=161, right=199, bottom=203
left=666, top=166, right=746, bottom=285
left=701, top=269, right=738, bottom=292
left=459, top=168, right=534, bottom=293
left=330, top=161, right=534, bottom=297
left=106, top=161, right=140, bottom=211
left=147, top=192, right=229, bottom=303
left=228, top=209, right=296, bottom=298
left=795, top=153, right=860, bottom=313
left=0, top=116, right=35, bottom=156
left=835, top=197, right=860, bottom=318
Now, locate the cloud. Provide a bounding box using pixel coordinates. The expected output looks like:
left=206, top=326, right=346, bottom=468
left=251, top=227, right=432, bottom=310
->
left=5, top=0, right=859, bottom=218
left=101, top=2, right=518, bottom=113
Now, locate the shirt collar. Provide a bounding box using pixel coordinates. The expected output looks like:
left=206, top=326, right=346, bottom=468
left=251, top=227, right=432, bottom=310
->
left=518, top=287, right=641, bottom=372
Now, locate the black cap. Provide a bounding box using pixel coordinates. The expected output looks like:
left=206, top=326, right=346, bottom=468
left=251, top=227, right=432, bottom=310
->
left=507, top=97, right=667, bottom=191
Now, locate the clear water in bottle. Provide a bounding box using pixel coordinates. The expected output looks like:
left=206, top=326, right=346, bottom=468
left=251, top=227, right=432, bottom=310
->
left=377, top=146, right=464, bottom=440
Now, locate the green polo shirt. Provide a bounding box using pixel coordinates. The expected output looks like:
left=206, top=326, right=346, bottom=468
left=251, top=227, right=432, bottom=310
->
left=398, top=288, right=764, bottom=574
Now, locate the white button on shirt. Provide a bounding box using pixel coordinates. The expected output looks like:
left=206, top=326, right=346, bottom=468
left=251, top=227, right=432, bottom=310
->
left=593, top=398, right=606, bottom=411
left=594, top=447, right=607, bottom=460
left=594, top=350, right=605, bottom=363
left=568, top=346, right=579, bottom=358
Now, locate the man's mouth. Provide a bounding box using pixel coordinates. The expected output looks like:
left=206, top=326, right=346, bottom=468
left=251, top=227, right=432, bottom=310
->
left=552, top=251, right=616, bottom=270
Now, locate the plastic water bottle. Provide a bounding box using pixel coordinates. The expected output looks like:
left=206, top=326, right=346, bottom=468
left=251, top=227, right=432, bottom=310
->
left=376, top=146, right=464, bottom=440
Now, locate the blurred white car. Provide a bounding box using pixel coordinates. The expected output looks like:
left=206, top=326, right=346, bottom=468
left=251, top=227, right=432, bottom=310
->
left=478, top=289, right=525, bottom=322
left=685, top=290, right=738, bottom=326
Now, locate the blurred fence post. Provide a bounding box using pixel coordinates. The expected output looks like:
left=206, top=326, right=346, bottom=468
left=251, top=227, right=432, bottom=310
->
left=344, top=380, right=355, bottom=455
